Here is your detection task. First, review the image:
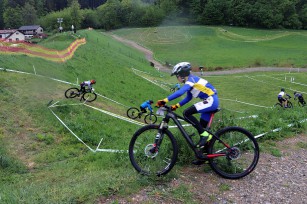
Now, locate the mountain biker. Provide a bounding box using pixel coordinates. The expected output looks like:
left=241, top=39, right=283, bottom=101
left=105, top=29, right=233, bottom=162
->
left=278, top=88, right=291, bottom=108
left=294, top=91, right=306, bottom=106
left=156, top=62, right=219, bottom=165
left=80, top=79, right=96, bottom=93
left=140, top=100, right=154, bottom=115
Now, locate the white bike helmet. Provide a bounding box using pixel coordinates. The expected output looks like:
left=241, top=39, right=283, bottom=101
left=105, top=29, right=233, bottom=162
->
left=171, top=62, right=191, bottom=77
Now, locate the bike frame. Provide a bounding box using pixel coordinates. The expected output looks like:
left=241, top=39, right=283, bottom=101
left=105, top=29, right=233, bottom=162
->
left=156, top=106, right=229, bottom=159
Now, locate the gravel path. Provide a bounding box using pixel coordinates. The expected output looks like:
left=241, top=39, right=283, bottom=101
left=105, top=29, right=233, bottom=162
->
left=100, top=134, right=307, bottom=204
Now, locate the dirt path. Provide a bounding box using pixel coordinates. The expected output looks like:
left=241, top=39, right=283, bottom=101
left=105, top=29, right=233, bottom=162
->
left=110, top=34, right=170, bottom=73
left=100, top=134, right=307, bottom=204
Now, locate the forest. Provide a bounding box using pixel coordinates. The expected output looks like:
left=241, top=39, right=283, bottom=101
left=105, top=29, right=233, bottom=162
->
left=0, top=0, right=306, bottom=31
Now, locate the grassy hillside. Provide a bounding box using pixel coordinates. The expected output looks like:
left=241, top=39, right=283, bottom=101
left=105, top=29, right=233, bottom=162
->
left=112, top=26, right=307, bottom=69
left=0, top=28, right=306, bottom=203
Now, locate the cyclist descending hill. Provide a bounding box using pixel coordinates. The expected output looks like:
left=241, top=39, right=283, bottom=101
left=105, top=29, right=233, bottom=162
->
left=294, top=91, right=306, bottom=106
left=277, top=88, right=291, bottom=108
left=140, top=100, right=154, bottom=115
left=156, top=62, right=219, bottom=165
left=80, top=79, right=96, bottom=93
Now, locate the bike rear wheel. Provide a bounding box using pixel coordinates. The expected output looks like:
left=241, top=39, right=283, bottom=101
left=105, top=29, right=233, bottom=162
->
left=298, top=101, right=306, bottom=107
left=274, top=103, right=282, bottom=109
left=82, top=92, right=97, bottom=102
left=129, top=125, right=178, bottom=176
left=144, top=113, right=157, bottom=124
left=208, top=126, right=259, bottom=179
left=287, top=101, right=293, bottom=108
left=127, top=107, right=140, bottom=119
left=65, top=88, right=80, bottom=98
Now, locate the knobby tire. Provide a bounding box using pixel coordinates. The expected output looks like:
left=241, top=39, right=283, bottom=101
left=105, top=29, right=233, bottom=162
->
left=82, top=92, right=97, bottom=102
left=208, top=126, right=259, bottom=179
left=129, top=125, right=178, bottom=176
left=144, top=114, right=157, bottom=124
left=65, top=88, right=80, bottom=98
left=127, top=107, right=140, bottom=119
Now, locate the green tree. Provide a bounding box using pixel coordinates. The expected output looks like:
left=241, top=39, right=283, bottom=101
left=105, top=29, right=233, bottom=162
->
left=81, top=9, right=100, bottom=28
left=298, top=4, right=307, bottom=29
left=69, top=0, right=83, bottom=29
left=0, top=0, right=5, bottom=29
left=3, top=6, right=23, bottom=28
left=97, top=0, right=122, bottom=30
left=141, top=4, right=164, bottom=26
left=201, top=0, right=228, bottom=25
left=22, top=2, right=38, bottom=25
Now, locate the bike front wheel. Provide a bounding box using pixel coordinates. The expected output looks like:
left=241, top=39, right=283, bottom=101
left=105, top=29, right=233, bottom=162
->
left=127, top=107, right=140, bottom=119
left=129, top=125, right=178, bottom=176
left=65, top=88, right=80, bottom=98
left=208, top=126, right=259, bottom=179
left=144, top=113, right=157, bottom=124
left=82, top=92, right=97, bottom=102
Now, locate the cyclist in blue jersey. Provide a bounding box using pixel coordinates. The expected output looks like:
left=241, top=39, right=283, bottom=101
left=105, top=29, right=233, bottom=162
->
left=156, top=62, right=219, bottom=165
left=140, top=100, right=154, bottom=115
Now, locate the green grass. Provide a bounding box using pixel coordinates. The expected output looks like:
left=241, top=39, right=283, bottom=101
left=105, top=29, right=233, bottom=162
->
left=112, top=26, right=307, bottom=68
left=0, top=27, right=306, bottom=203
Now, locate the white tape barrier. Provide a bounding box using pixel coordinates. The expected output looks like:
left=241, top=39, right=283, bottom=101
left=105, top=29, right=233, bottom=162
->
left=263, top=75, right=307, bottom=87
left=245, top=75, right=307, bottom=95
left=1, top=67, right=133, bottom=108
left=254, top=118, right=307, bottom=139
left=132, top=68, right=169, bottom=91
left=220, top=98, right=271, bottom=108
left=83, top=103, right=145, bottom=126
left=95, top=93, right=130, bottom=108
left=48, top=101, right=131, bottom=153
left=0, top=67, right=78, bottom=86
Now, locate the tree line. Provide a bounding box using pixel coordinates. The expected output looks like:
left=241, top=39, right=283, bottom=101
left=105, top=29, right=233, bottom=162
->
left=0, top=0, right=306, bottom=32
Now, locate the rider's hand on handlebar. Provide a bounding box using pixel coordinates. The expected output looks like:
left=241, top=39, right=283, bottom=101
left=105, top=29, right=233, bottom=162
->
left=171, top=104, right=180, bottom=111
left=156, top=99, right=167, bottom=107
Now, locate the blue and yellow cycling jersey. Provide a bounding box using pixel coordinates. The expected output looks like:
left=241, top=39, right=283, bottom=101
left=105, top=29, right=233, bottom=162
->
left=167, top=75, right=217, bottom=107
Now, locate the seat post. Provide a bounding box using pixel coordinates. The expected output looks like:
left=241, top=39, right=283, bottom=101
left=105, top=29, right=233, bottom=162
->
left=207, top=113, right=215, bottom=128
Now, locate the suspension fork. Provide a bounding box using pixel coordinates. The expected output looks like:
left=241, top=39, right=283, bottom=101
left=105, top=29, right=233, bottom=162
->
left=151, top=119, right=169, bottom=152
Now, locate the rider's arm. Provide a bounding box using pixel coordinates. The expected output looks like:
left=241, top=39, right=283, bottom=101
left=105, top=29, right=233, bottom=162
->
left=165, top=84, right=191, bottom=102
left=147, top=104, right=153, bottom=112
left=178, top=91, right=193, bottom=107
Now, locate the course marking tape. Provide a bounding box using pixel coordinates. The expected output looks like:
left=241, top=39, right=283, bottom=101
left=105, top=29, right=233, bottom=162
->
left=48, top=101, right=132, bottom=153
left=220, top=98, right=271, bottom=108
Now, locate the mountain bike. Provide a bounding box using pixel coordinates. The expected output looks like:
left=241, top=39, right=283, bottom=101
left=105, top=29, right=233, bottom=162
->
left=65, top=87, right=97, bottom=102
left=274, top=96, right=293, bottom=109
left=129, top=105, right=259, bottom=179
left=127, top=107, right=157, bottom=124
left=295, top=99, right=306, bottom=107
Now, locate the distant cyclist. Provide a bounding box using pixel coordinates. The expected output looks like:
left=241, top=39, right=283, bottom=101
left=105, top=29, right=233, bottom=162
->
left=140, top=100, right=154, bottom=115
left=80, top=79, right=96, bottom=93
left=294, top=91, right=306, bottom=106
left=278, top=88, right=291, bottom=108
left=174, top=83, right=181, bottom=90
